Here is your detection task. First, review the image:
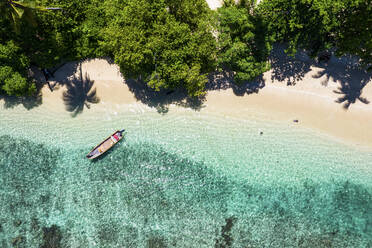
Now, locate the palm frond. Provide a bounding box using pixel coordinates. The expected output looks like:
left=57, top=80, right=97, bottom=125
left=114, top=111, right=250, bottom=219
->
left=12, top=1, right=40, bottom=10
left=10, top=3, right=24, bottom=18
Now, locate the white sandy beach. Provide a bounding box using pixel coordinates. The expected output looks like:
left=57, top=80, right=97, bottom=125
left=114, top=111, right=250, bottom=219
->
left=13, top=44, right=370, bottom=149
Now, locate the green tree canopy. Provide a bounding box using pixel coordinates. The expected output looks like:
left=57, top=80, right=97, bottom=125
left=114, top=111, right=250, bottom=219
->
left=217, top=1, right=272, bottom=84
left=258, top=0, right=372, bottom=69
left=0, top=0, right=43, bottom=32
left=100, top=0, right=217, bottom=96
left=258, top=0, right=338, bottom=57
left=0, top=41, right=35, bottom=96
left=334, top=0, right=372, bottom=70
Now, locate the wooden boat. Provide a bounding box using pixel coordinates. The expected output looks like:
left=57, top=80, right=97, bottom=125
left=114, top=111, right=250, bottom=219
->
left=86, top=130, right=125, bottom=159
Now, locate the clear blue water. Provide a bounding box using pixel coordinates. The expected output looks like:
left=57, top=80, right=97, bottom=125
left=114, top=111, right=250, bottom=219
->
left=0, top=107, right=371, bottom=247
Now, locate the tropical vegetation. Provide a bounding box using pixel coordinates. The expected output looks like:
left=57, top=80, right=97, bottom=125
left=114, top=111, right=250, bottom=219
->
left=217, top=0, right=272, bottom=84
left=0, top=0, right=370, bottom=98
left=100, top=0, right=217, bottom=96
left=258, top=0, right=372, bottom=69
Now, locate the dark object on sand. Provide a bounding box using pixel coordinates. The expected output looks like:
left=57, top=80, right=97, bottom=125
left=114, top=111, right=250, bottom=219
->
left=293, top=119, right=299, bottom=123
left=86, top=130, right=125, bottom=159
left=260, top=131, right=263, bottom=135
left=42, top=68, right=55, bottom=91
left=42, top=68, right=54, bottom=81
left=47, top=82, right=54, bottom=92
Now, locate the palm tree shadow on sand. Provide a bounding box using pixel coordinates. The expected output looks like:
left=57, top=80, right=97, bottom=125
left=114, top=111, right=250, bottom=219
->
left=269, top=44, right=313, bottom=86
left=333, top=83, right=370, bottom=109
left=267, top=44, right=371, bottom=110
left=312, top=58, right=371, bottom=110
left=62, top=64, right=100, bottom=117
left=206, top=70, right=265, bottom=96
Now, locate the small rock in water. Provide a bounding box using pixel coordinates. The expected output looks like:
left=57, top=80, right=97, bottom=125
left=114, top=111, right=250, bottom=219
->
left=293, top=119, right=299, bottom=123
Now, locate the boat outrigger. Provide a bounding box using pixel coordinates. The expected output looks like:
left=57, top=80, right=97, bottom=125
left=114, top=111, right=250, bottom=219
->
left=86, top=129, right=125, bottom=159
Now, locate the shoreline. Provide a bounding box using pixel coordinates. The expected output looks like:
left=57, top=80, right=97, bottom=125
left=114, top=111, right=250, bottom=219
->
left=1, top=51, right=372, bottom=149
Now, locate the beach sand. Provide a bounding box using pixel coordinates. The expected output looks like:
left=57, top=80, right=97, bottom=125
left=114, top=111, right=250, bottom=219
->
left=21, top=44, right=371, bottom=149
left=1, top=45, right=372, bottom=149
left=206, top=47, right=372, bottom=148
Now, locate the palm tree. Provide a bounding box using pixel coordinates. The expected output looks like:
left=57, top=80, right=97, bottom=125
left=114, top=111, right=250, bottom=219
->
left=1, top=0, right=61, bottom=31
left=62, top=64, right=100, bottom=117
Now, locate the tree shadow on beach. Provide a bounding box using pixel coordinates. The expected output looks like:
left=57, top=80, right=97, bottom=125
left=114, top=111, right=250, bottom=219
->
left=62, top=64, right=100, bottom=117
left=0, top=92, right=43, bottom=110
left=206, top=70, right=266, bottom=96
left=269, top=44, right=313, bottom=86
left=125, top=78, right=205, bottom=114
left=0, top=63, right=66, bottom=110
left=268, top=43, right=371, bottom=110
left=209, top=43, right=314, bottom=90
left=45, top=58, right=117, bottom=92
left=312, top=57, right=371, bottom=110
left=0, top=66, right=46, bottom=110
left=46, top=61, right=81, bottom=89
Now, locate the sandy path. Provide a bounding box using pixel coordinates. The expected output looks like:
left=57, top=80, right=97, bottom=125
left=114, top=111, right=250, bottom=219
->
left=205, top=0, right=262, bottom=9
left=206, top=0, right=223, bottom=9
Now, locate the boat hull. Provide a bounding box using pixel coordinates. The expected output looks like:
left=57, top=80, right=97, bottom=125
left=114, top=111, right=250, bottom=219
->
left=86, top=130, right=125, bottom=159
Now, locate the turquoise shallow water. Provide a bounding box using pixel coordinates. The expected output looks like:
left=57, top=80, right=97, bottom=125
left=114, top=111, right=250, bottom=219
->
left=0, top=106, right=372, bottom=247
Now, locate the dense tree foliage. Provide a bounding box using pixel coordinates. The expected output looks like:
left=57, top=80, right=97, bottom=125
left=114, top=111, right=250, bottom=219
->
left=101, top=0, right=217, bottom=96
left=334, top=0, right=372, bottom=70
left=30, top=0, right=102, bottom=67
left=1, top=0, right=47, bottom=32
left=258, top=0, right=372, bottom=69
left=258, top=0, right=336, bottom=56
left=0, top=0, right=51, bottom=96
left=217, top=0, right=272, bottom=84
left=0, top=0, right=370, bottom=98
left=0, top=41, right=35, bottom=96
left=0, top=0, right=100, bottom=96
